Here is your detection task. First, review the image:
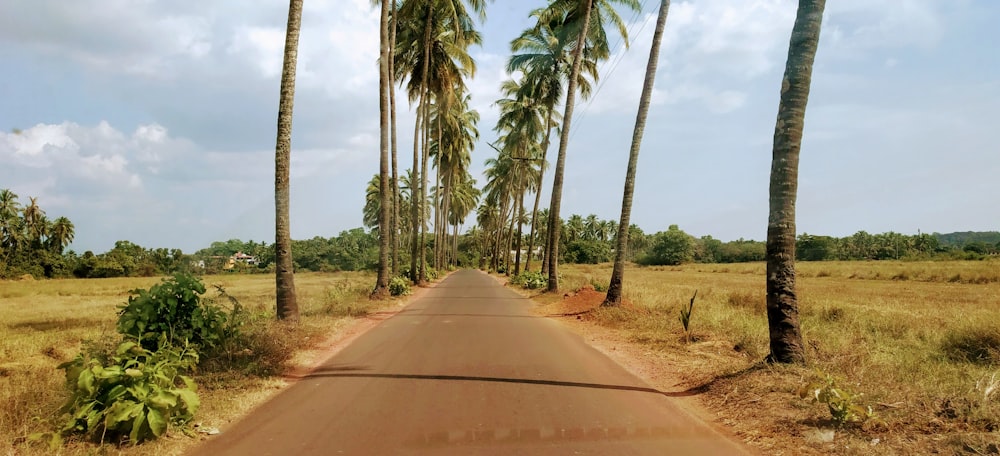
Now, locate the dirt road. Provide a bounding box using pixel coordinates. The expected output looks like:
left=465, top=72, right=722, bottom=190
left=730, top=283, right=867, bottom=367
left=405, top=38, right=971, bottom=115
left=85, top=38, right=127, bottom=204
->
left=189, top=269, right=750, bottom=455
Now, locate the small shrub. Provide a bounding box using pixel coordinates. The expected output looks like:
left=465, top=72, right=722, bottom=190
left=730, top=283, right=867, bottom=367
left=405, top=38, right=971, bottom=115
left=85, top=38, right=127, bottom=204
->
left=942, top=324, right=1000, bottom=365
left=389, top=277, right=411, bottom=296
left=511, top=271, right=547, bottom=290
left=590, top=279, right=607, bottom=292
left=798, top=370, right=875, bottom=426
left=116, top=274, right=242, bottom=352
left=56, top=340, right=200, bottom=444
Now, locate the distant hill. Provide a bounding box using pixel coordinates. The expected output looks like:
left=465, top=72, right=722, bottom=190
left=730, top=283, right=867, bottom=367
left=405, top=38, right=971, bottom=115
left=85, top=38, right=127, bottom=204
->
left=932, top=231, right=1000, bottom=247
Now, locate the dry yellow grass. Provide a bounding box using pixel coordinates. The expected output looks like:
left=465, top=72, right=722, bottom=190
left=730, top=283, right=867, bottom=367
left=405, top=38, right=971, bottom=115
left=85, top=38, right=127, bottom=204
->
left=551, top=260, right=1000, bottom=454
left=0, top=271, right=400, bottom=455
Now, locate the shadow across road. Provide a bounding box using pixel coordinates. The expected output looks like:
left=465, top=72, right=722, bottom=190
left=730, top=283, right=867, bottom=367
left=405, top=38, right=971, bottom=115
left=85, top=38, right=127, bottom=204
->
left=302, top=368, right=703, bottom=398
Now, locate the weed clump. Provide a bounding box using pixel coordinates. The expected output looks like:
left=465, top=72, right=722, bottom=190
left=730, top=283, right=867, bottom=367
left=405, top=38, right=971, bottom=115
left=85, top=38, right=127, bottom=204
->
left=941, top=324, right=1000, bottom=365
left=798, top=370, right=876, bottom=427
left=726, top=290, right=764, bottom=312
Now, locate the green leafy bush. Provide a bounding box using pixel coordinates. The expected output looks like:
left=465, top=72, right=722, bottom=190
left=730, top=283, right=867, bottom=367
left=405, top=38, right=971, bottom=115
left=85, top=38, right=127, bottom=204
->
left=511, top=271, right=547, bottom=290
left=57, top=340, right=200, bottom=444
left=117, top=274, right=242, bottom=351
left=563, top=239, right=612, bottom=264
left=389, top=276, right=411, bottom=296
left=640, top=225, right=696, bottom=266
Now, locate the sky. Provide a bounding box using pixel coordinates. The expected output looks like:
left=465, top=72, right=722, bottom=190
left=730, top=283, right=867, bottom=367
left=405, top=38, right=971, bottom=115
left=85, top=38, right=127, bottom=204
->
left=0, top=0, right=997, bottom=254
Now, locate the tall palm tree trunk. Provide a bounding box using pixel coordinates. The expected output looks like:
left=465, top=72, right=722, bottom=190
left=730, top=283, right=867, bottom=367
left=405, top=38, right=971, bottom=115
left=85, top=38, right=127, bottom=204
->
left=390, top=0, right=400, bottom=277
left=452, top=223, right=459, bottom=267
left=419, top=98, right=431, bottom=282
left=372, top=0, right=392, bottom=298
left=766, top=0, right=826, bottom=365
left=505, top=198, right=516, bottom=275
left=441, top=170, right=453, bottom=267
left=433, top=122, right=443, bottom=270
left=410, top=5, right=433, bottom=283
left=409, top=102, right=423, bottom=282
left=541, top=213, right=551, bottom=276
left=604, top=0, right=671, bottom=306
left=525, top=109, right=554, bottom=273
left=274, top=0, right=303, bottom=322
left=547, top=0, right=594, bottom=292
left=513, top=188, right=525, bottom=276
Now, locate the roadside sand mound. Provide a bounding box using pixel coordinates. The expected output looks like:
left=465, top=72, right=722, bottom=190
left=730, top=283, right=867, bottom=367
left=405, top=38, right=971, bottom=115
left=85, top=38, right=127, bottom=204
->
left=560, top=284, right=605, bottom=315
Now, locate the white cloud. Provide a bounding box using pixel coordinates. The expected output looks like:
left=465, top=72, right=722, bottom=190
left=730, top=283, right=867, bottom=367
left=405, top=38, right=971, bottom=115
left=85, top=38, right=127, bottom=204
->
left=0, top=120, right=382, bottom=251
left=228, top=26, right=286, bottom=78
left=1, top=0, right=997, bottom=251
left=824, top=0, right=944, bottom=54
left=578, top=0, right=793, bottom=116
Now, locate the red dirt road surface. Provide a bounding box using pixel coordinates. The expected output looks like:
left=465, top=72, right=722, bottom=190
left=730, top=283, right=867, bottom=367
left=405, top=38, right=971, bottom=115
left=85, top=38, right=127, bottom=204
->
left=188, top=269, right=750, bottom=455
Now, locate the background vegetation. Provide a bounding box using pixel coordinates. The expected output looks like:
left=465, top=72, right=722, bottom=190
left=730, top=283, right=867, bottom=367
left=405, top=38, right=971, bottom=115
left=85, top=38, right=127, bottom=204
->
left=3, top=189, right=996, bottom=281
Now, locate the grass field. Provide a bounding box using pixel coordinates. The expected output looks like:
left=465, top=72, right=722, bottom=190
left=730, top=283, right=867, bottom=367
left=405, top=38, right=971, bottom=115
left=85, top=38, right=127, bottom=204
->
left=552, top=259, right=1000, bottom=454
left=3, top=261, right=998, bottom=454
left=0, top=271, right=399, bottom=455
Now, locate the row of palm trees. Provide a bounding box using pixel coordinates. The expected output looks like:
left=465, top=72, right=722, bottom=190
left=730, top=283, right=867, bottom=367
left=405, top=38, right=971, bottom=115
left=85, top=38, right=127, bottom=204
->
left=477, top=0, right=632, bottom=280
left=474, top=0, right=825, bottom=364
left=382, top=0, right=487, bottom=292
left=271, top=0, right=825, bottom=364
left=478, top=0, right=638, bottom=283
left=0, top=189, right=75, bottom=260
left=271, top=0, right=489, bottom=313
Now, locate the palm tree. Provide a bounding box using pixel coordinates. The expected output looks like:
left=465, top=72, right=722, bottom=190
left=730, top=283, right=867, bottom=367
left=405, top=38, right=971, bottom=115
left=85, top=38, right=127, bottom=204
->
left=542, top=0, right=640, bottom=292
left=363, top=174, right=383, bottom=230
left=508, top=11, right=598, bottom=273
left=766, top=0, right=826, bottom=364
left=482, top=149, right=514, bottom=272
left=395, top=0, right=483, bottom=282
left=565, top=214, right=585, bottom=243
left=373, top=0, right=393, bottom=298
left=447, top=173, right=480, bottom=266
left=274, top=0, right=304, bottom=322
left=48, top=216, right=75, bottom=254
left=604, top=0, right=671, bottom=306
left=493, top=77, right=544, bottom=275
left=390, top=0, right=402, bottom=277
left=0, top=189, right=21, bottom=256
left=398, top=168, right=423, bottom=252
left=429, top=90, right=478, bottom=270
left=22, top=197, right=46, bottom=247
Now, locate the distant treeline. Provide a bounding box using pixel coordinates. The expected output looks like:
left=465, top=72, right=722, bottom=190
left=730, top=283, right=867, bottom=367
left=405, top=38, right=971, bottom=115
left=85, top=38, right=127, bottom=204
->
left=475, top=213, right=999, bottom=269
left=2, top=221, right=996, bottom=280
left=594, top=225, right=999, bottom=266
